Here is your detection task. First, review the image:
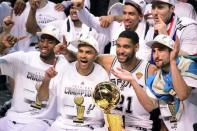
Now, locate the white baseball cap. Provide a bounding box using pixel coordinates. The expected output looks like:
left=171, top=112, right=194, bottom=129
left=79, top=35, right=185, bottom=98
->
left=151, top=0, right=176, bottom=6
left=108, top=2, right=123, bottom=15
left=37, top=25, right=61, bottom=43
left=146, top=34, right=174, bottom=49
left=77, top=34, right=99, bottom=53
left=123, top=0, right=146, bottom=14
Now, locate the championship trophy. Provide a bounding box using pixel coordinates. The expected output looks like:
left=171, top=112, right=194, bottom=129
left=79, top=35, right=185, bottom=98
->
left=93, top=81, right=122, bottom=131
left=73, top=95, right=85, bottom=123
left=31, top=82, right=43, bottom=109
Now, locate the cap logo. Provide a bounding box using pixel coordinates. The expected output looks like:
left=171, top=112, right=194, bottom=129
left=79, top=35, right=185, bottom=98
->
left=136, top=72, right=143, bottom=79
left=163, top=36, right=167, bottom=39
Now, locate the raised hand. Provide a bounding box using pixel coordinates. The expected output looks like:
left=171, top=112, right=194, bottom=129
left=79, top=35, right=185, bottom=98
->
left=0, top=34, right=27, bottom=49
left=1, top=34, right=17, bottom=48
left=71, top=0, right=85, bottom=10
left=99, top=15, right=114, bottom=28
left=2, top=16, right=14, bottom=33
left=14, top=0, right=26, bottom=16
left=170, top=36, right=180, bottom=62
left=44, top=67, right=57, bottom=82
left=154, top=14, right=168, bottom=35
left=54, top=35, right=68, bottom=55
left=29, top=0, right=41, bottom=11
left=111, top=67, right=134, bottom=82
left=55, top=3, right=65, bottom=12
left=38, top=66, right=57, bottom=101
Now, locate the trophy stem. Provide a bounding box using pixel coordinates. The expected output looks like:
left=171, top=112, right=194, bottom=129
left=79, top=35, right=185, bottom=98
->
left=76, top=105, right=85, bottom=120
left=93, top=82, right=121, bottom=130
left=105, top=113, right=123, bottom=131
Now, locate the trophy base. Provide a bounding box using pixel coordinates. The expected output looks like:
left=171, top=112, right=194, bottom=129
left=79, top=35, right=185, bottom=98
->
left=170, top=116, right=177, bottom=123
left=73, top=118, right=84, bottom=123
left=31, top=103, right=42, bottom=109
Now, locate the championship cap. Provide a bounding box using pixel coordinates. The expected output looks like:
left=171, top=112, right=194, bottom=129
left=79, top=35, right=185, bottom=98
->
left=123, top=0, right=146, bottom=14
left=151, top=0, right=176, bottom=6
left=77, top=34, right=99, bottom=53
left=146, top=34, right=174, bottom=49
left=37, top=25, right=61, bottom=43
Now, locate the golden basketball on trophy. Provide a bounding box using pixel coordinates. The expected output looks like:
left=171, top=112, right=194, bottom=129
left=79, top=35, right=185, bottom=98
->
left=92, top=81, right=122, bottom=131
left=73, top=95, right=85, bottom=123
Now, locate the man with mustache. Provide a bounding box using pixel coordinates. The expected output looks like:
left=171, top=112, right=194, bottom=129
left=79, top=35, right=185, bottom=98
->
left=145, top=34, right=197, bottom=131
left=150, top=0, right=197, bottom=55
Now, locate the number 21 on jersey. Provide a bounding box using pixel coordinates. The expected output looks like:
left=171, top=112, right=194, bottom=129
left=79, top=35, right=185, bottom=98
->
left=115, top=94, right=132, bottom=113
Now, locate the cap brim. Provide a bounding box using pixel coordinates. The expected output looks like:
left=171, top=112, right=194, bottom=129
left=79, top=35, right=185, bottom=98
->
left=124, top=1, right=143, bottom=14
left=146, top=40, right=156, bottom=48
left=78, top=41, right=98, bottom=53
left=37, top=32, right=60, bottom=43
left=146, top=39, right=189, bottom=56
left=151, top=0, right=175, bottom=6
left=146, top=40, right=174, bottom=50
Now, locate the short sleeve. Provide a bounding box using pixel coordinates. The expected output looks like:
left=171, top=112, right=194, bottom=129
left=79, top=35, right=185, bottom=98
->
left=183, top=76, right=197, bottom=88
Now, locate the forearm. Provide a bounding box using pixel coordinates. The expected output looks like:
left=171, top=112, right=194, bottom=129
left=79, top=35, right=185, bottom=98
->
left=0, top=33, right=8, bottom=54
left=0, top=42, right=6, bottom=54
left=77, top=8, right=107, bottom=33
left=26, top=9, right=41, bottom=35
left=130, top=79, right=157, bottom=112
left=113, top=15, right=123, bottom=22
left=37, top=79, right=50, bottom=101
left=170, top=61, right=191, bottom=100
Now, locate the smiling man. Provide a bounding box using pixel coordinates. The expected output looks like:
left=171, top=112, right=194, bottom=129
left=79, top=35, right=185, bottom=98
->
left=73, top=0, right=155, bottom=61
left=146, top=34, right=197, bottom=131
left=38, top=34, right=109, bottom=131
left=0, top=25, right=69, bottom=131
left=96, top=30, right=157, bottom=130
left=54, top=30, right=158, bottom=130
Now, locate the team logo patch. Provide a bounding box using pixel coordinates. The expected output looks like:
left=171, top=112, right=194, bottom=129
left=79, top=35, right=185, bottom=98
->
left=136, top=72, right=143, bottom=79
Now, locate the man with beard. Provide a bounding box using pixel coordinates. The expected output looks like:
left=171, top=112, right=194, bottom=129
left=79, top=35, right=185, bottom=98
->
left=97, top=30, right=157, bottom=130
left=72, top=0, right=155, bottom=61
left=150, top=0, right=197, bottom=55
left=55, top=30, right=158, bottom=130
left=0, top=24, right=69, bottom=131
left=145, top=34, right=197, bottom=131
left=38, top=34, right=109, bottom=131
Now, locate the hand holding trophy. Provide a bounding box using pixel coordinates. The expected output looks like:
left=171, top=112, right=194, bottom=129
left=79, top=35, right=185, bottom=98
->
left=93, top=81, right=122, bottom=131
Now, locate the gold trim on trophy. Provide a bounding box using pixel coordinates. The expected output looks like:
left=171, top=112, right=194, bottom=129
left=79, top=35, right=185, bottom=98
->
left=93, top=81, right=123, bottom=131
left=73, top=95, right=85, bottom=123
